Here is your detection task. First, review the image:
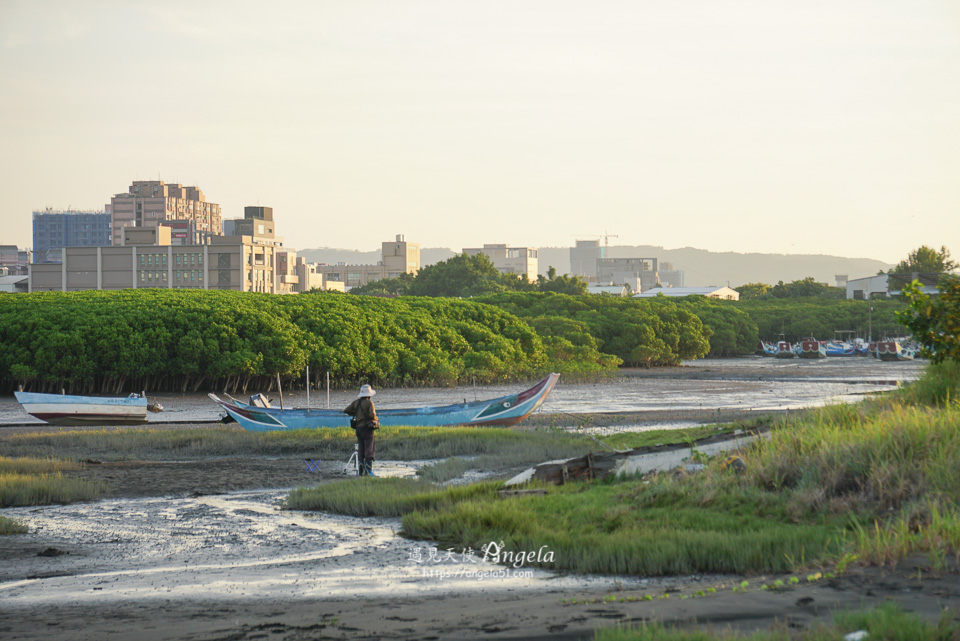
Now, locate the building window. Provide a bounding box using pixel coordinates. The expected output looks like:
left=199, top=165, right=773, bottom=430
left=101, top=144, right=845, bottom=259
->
left=198, top=254, right=203, bottom=266
left=140, top=255, right=145, bottom=266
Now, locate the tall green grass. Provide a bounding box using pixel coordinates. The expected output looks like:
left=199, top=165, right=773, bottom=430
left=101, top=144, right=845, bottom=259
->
left=287, top=478, right=500, bottom=516
left=0, top=457, right=104, bottom=510
left=0, top=472, right=105, bottom=507
left=0, top=515, right=27, bottom=534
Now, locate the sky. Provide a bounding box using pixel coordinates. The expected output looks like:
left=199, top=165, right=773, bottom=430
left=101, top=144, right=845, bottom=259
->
left=1, top=0, right=959, bottom=264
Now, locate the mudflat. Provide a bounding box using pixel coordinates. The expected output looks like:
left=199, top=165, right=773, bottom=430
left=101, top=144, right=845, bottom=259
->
left=2, top=358, right=949, bottom=641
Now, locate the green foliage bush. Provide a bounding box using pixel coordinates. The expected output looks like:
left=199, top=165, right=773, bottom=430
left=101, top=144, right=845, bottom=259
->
left=736, top=297, right=905, bottom=343
left=0, top=290, right=549, bottom=393
left=477, top=292, right=755, bottom=364
left=899, top=275, right=960, bottom=362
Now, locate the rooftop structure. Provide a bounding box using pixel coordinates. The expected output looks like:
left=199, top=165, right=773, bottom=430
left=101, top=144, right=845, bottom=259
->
left=635, top=286, right=739, bottom=301
left=462, top=243, right=538, bottom=281
left=312, top=235, right=420, bottom=289
left=32, top=208, right=111, bottom=259
left=108, top=180, right=222, bottom=246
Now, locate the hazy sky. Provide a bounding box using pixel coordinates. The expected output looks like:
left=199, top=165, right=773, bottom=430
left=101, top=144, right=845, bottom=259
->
left=2, top=0, right=958, bottom=264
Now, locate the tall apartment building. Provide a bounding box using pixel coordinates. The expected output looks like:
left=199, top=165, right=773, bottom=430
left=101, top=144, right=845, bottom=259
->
left=108, top=180, right=222, bottom=246
left=29, top=227, right=276, bottom=293
left=463, top=244, right=538, bottom=281
left=32, top=208, right=112, bottom=260
left=313, top=235, right=420, bottom=289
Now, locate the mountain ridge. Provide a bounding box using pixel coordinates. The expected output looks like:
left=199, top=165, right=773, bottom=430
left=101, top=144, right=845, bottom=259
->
left=297, top=245, right=891, bottom=288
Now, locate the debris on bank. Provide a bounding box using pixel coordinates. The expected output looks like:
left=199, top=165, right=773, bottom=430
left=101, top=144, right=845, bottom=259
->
left=505, top=425, right=768, bottom=487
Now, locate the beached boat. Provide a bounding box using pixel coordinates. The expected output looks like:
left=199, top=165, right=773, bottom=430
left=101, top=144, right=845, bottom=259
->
left=774, top=340, right=795, bottom=359
left=876, top=341, right=915, bottom=362
left=797, top=338, right=827, bottom=359
left=824, top=341, right=856, bottom=357
left=759, top=341, right=779, bottom=357
left=14, top=391, right=163, bottom=425
left=209, top=373, right=561, bottom=431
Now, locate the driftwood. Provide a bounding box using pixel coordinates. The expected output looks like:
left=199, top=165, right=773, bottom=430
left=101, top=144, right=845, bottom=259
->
left=510, top=425, right=770, bottom=487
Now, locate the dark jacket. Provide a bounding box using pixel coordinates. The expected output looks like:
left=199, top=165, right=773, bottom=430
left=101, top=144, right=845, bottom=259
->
left=344, top=397, right=378, bottom=431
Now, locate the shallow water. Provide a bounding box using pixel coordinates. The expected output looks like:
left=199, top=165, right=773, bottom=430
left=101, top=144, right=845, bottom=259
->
left=0, top=356, right=925, bottom=425
left=0, top=488, right=657, bottom=607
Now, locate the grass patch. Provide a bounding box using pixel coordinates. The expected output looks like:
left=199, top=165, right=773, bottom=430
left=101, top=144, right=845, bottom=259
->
left=0, top=457, right=105, bottom=510
left=593, top=603, right=960, bottom=640
left=287, top=477, right=500, bottom=517
left=0, top=472, right=105, bottom=507
left=0, top=515, right=27, bottom=534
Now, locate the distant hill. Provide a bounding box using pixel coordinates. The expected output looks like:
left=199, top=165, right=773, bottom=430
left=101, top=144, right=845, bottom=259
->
left=297, top=247, right=456, bottom=267
left=297, top=245, right=891, bottom=288
left=536, top=246, right=891, bottom=288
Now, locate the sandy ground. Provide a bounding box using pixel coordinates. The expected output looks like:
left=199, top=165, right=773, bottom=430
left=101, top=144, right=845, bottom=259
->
left=2, top=358, right=950, bottom=641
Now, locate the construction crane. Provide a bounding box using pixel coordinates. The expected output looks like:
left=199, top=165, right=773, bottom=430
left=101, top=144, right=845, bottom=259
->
left=602, top=231, right=618, bottom=251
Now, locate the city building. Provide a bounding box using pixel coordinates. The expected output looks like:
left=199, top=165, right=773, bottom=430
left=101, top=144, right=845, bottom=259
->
left=846, top=272, right=946, bottom=300
left=598, top=257, right=660, bottom=291
left=313, top=235, right=420, bottom=289
left=570, top=239, right=603, bottom=281
left=32, top=208, right=111, bottom=260
left=29, top=227, right=276, bottom=293
left=635, top=286, right=740, bottom=301
left=586, top=284, right=629, bottom=296
left=108, top=180, right=222, bottom=245
left=463, top=243, right=538, bottom=281
left=294, top=258, right=345, bottom=293
left=0, top=245, right=30, bottom=276
left=224, top=206, right=278, bottom=243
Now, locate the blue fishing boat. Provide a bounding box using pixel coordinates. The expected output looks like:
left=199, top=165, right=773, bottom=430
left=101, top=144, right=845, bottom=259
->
left=209, top=373, right=561, bottom=431
left=14, top=391, right=162, bottom=425
left=824, top=341, right=856, bottom=357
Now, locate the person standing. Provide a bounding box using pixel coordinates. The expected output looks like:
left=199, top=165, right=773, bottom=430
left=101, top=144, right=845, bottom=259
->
left=344, top=384, right=379, bottom=476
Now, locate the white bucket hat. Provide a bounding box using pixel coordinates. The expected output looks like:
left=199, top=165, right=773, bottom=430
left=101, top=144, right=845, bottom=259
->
left=358, top=384, right=376, bottom=398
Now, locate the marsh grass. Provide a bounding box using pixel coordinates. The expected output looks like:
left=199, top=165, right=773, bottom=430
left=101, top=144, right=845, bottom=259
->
left=0, top=515, right=27, bottom=534
left=0, top=424, right=729, bottom=472
left=0, top=456, right=85, bottom=474
left=593, top=602, right=959, bottom=640
left=401, top=473, right=841, bottom=575
left=0, top=472, right=105, bottom=507
left=287, top=477, right=500, bottom=517
left=0, top=457, right=104, bottom=511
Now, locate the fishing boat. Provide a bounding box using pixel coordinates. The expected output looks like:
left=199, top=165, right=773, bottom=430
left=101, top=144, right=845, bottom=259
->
left=209, top=373, right=561, bottom=431
left=774, top=340, right=795, bottom=359
left=876, top=341, right=915, bottom=362
left=823, top=341, right=856, bottom=357
left=13, top=391, right=163, bottom=425
left=797, top=338, right=827, bottom=359
left=759, top=341, right=779, bottom=357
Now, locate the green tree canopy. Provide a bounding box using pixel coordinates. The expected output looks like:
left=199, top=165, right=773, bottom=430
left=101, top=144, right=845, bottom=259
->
left=537, top=267, right=588, bottom=295
left=771, top=277, right=844, bottom=299
left=735, top=283, right=773, bottom=300
left=890, top=245, right=957, bottom=274
left=899, top=275, right=960, bottom=362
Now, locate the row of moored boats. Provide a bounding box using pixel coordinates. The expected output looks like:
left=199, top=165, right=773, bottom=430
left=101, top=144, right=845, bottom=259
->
left=760, top=338, right=919, bottom=361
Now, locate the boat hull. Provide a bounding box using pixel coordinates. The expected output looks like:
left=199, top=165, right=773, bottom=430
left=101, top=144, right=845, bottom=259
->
left=14, top=391, right=149, bottom=425
left=209, top=373, right=561, bottom=432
